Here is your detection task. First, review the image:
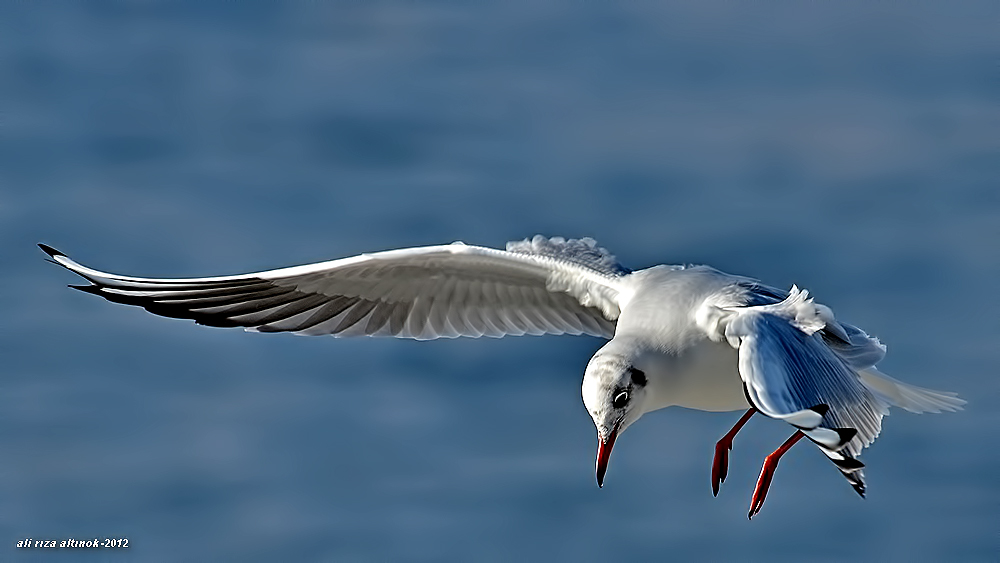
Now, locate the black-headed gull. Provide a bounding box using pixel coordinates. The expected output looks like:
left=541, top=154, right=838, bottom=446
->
left=39, top=236, right=963, bottom=518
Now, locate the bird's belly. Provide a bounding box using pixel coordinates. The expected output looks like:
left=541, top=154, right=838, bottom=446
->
left=645, top=341, right=749, bottom=413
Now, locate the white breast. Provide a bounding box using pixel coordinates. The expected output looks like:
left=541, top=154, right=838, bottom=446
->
left=640, top=340, right=749, bottom=412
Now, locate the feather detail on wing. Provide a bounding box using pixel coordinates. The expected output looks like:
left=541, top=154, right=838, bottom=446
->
left=724, top=303, right=889, bottom=455
left=39, top=237, right=628, bottom=340
left=727, top=282, right=964, bottom=413
left=699, top=286, right=892, bottom=496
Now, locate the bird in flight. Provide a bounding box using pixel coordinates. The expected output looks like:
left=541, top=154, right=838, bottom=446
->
left=39, top=236, right=963, bottom=518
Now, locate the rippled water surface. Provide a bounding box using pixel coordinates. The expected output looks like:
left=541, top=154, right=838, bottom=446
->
left=2, top=3, right=997, bottom=561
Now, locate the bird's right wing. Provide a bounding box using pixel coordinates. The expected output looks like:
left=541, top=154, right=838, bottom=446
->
left=41, top=236, right=628, bottom=340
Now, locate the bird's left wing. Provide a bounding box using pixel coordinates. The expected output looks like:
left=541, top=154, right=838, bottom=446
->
left=40, top=236, right=627, bottom=340
left=697, top=287, right=888, bottom=495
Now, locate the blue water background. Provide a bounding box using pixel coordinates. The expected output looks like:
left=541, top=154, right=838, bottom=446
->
left=1, top=3, right=997, bottom=561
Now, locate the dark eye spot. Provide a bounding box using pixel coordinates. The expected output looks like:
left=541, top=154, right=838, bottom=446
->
left=630, top=368, right=647, bottom=387
left=613, top=390, right=630, bottom=409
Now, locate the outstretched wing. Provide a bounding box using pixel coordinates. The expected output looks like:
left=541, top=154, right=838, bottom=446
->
left=40, top=237, right=628, bottom=340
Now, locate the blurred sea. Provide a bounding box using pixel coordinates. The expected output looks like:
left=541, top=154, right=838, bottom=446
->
left=1, top=2, right=997, bottom=561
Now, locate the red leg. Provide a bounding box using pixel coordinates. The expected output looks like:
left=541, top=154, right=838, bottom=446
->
left=712, top=408, right=757, bottom=496
left=748, top=430, right=805, bottom=520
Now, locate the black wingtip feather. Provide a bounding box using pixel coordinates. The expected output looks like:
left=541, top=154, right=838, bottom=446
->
left=852, top=482, right=866, bottom=498
left=38, top=243, right=63, bottom=258
left=69, top=284, right=100, bottom=294
left=835, top=427, right=858, bottom=446
left=832, top=456, right=866, bottom=471
left=808, top=404, right=830, bottom=417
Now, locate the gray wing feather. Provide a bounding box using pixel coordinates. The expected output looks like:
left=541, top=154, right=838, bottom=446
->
left=737, top=281, right=957, bottom=415
left=741, top=281, right=888, bottom=372
left=730, top=312, right=889, bottom=457
left=726, top=308, right=888, bottom=497
left=717, top=287, right=896, bottom=497
left=824, top=323, right=887, bottom=371
left=40, top=239, right=624, bottom=340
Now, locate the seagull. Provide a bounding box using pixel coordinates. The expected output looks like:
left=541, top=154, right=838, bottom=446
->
left=39, top=236, right=964, bottom=518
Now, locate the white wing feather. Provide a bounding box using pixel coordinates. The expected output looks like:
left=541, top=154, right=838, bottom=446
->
left=41, top=238, right=627, bottom=340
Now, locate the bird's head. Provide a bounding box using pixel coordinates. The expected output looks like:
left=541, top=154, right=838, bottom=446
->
left=581, top=352, right=650, bottom=488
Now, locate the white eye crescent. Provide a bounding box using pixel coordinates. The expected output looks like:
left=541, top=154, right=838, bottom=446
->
left=613, top=390, right=629, bottom=409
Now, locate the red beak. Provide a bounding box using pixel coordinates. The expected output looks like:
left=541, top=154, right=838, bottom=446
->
left=596, top=426, right=619, bottom=488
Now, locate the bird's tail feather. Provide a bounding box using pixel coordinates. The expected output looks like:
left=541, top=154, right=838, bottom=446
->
left=858, top=368, right=965, bottom=414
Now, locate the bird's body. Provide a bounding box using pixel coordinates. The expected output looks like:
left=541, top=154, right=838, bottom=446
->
left=608, top=265, right=750, bottom=413
left=40, top=236, right=963, bottom=517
